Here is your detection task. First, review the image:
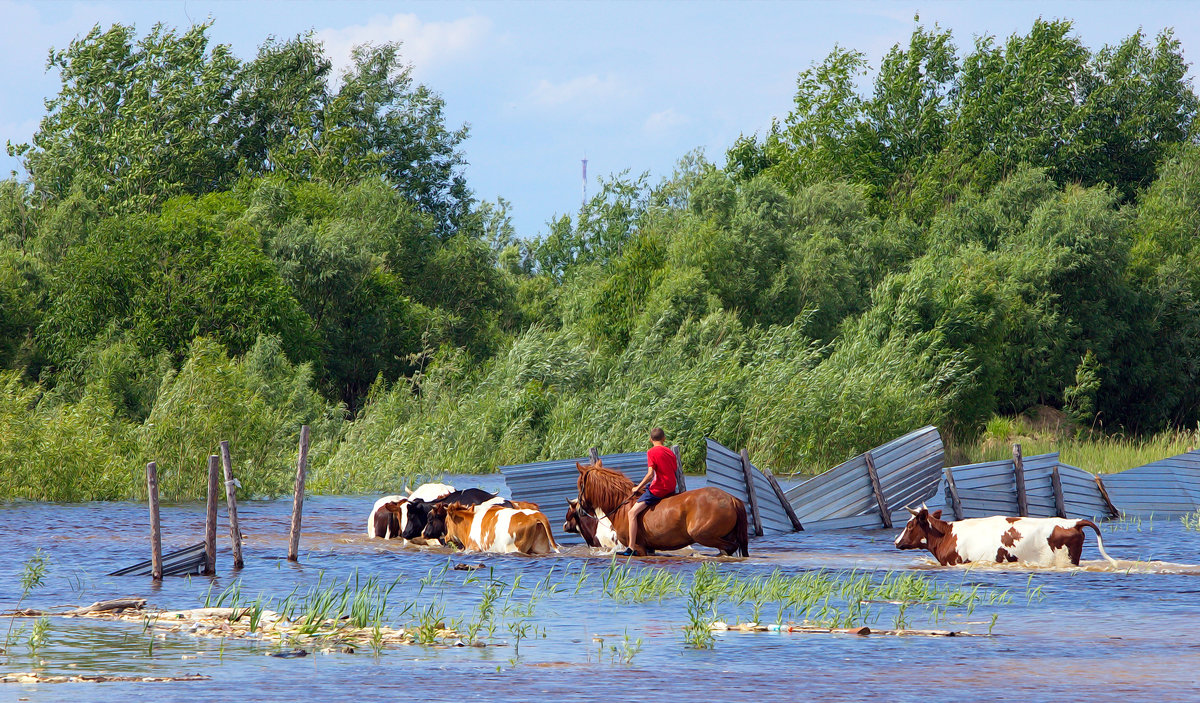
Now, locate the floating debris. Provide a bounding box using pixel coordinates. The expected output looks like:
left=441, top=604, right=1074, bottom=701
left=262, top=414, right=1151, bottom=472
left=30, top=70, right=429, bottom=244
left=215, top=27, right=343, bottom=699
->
left=2, top=672, right=209, bottom=684
left=8, top=601, right=461, bottom=651
left=708, top=621, right=984, bottom=637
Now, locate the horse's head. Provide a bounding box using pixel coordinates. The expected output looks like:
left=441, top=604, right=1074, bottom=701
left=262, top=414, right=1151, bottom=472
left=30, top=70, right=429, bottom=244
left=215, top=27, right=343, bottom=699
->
left=576, top=459, right=634, bottom=515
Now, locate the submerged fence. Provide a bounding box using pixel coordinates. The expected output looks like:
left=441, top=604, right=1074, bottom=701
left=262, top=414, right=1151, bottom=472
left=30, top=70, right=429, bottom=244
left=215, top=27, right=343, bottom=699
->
left=498, top=428, right=1200, bottom=544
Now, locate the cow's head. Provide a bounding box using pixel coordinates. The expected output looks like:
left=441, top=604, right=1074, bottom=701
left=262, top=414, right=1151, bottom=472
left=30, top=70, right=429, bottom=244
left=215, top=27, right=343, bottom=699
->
left=564, top=499, right=581, bottom=534
left=401, top=498, right=434, bottom=540
left=422, top=503, right=449, bottom=543
left=894, top=505, right=946, bottom=550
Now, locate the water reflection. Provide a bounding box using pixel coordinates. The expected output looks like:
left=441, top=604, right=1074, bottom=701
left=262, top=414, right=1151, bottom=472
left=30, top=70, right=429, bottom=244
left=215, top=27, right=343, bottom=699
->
left=2, top=476, right=1199, bottom=702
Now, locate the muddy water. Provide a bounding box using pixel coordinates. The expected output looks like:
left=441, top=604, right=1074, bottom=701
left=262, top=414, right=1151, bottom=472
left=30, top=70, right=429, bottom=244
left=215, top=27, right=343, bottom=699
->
left=2, top=474, right=1199, bottom=701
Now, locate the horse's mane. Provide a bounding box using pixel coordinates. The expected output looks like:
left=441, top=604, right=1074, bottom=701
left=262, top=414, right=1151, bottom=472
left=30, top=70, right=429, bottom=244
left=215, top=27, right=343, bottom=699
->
left=577, top=462, right=634, bottom=513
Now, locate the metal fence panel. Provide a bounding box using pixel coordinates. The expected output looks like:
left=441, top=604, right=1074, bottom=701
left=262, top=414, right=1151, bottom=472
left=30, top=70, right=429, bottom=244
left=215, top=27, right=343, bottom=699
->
left=704, top=438, right=796, bottom=536
left=785, top=426, right=944, bottom=529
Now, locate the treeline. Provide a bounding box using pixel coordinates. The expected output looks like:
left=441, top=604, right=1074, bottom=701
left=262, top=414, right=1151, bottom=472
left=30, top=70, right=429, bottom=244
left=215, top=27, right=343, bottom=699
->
left=2, top=19, right=1200, bottom=500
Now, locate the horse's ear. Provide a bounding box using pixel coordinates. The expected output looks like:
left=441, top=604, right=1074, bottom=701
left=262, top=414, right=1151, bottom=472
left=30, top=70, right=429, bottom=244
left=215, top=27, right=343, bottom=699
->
left=568, top=498, right=577, bottom=507
left=576, top=462, right=587, bottom=473
left=595, top=458, right=603, bottom=467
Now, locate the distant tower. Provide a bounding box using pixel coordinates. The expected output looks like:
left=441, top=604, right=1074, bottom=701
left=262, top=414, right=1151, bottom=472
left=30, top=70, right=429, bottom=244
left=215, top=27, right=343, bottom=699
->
left=581, top=157, right=588, bottom=205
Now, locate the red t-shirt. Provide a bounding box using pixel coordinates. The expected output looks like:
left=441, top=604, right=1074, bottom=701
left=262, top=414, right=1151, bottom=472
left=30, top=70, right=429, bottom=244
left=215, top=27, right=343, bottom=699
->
left=647, top=445, right=678, bottom=497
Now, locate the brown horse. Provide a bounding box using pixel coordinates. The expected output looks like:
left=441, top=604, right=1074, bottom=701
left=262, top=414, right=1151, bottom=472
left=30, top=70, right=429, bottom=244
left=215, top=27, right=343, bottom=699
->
left=576, top=460, right=748, bottom=557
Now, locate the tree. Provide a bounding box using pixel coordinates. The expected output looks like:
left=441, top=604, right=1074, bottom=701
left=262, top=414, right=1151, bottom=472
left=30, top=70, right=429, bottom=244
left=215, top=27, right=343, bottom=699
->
left=10, top=22, right=241, bottom=213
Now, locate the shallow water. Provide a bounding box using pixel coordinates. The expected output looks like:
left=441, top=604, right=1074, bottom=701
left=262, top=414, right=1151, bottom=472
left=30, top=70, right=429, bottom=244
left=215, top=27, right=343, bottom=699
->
left=2, top=474, right=1199, bottom=701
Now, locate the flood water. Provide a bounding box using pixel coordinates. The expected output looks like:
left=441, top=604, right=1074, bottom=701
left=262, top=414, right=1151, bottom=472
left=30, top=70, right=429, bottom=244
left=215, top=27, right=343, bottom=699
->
left=2, top=474, right=1199, bottom=701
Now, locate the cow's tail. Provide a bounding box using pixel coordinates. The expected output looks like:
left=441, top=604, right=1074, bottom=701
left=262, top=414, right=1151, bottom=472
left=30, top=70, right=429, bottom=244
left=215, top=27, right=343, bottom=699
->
left=1078, top=520, right=1118, bottom=567
left=735, top=498, right=749, bottom=558
left=540, top=515, right=561, bottom=554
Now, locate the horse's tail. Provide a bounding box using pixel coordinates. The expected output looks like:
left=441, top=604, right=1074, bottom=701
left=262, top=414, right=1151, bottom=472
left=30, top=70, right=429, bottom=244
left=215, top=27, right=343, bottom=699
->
left=735, top=497, right=749, bottom=557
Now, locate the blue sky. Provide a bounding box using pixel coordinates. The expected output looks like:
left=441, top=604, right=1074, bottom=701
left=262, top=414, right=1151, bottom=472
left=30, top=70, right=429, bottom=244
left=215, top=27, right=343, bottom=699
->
left=2, top=1, right=1198, bottom=237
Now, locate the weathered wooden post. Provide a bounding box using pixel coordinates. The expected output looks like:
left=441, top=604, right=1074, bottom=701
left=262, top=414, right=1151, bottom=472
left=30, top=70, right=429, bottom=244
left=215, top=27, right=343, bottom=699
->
left=588, top=447, right=601, bottom=465
left=1012, top=444, right=1029, bottom=517
left=1051, top=466, right=1067, bottom=519
left=670, top=444, right=687, bottom=494
left=762, top=467, right=804, bottom=532
left=220, top=440, right=244, bottom=569
left=204, top=454, right=219, bottom=575
left=739, top=449, right=764, bottom=537
left=864, top=452, right=892, bottom=529
left=1094, top=474, right=1121, bottom=519
left=288, top=425, right=311, bottom=562
left=944, top=467, right=964, bottom=521
left=146, top=462, right=162, bottom=581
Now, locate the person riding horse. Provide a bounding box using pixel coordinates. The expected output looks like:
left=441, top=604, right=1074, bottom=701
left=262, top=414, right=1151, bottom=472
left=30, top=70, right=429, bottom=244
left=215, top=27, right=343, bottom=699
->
left=620, top=427, right=678, bottom=557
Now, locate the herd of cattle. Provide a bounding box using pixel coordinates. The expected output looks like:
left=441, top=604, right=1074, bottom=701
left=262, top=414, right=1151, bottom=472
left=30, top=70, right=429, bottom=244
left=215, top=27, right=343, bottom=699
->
left=367, top=482, right=1121, bottom=567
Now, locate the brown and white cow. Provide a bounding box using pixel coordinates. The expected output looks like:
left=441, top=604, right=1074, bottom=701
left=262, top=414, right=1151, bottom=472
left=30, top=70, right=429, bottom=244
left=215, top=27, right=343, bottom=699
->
left=366, top=483, right=455, bottom=541
left=894, top=506, right=1118, bottom=567
left=423, top=502, right=559, bottom=555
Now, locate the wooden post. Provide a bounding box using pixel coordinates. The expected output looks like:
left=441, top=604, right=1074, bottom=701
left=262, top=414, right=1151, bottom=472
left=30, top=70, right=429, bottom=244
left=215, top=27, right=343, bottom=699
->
left=762, top=467, right=804, bottom=532
left=220, top=441, right=244, bottom=569
left=1094, top=474, right=1121, bottom=519
left=739, top=449, right=764, bottom=537
left=588, top=447, right=601, bottom=465
left=670, top=444, right=687, bottom=494
left=943, top=467, right=964, bottom=521
left=288, top=425, right=310, bottom=562
left=1012, top=444, right=1028, bottom=517
left=204, top=454, right=219, bottom=576
left=864, top=452, right=892, bottom=529
left=1051, top=466, right=1067, bottom=519
left=146, top=462, right=162, bottom=581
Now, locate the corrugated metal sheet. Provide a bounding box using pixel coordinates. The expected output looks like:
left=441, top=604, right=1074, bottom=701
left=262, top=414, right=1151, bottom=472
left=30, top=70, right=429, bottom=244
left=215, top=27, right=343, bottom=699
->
left=938, top=453, right=1115, bottom=521
left=704, top=438, right=797, bottom=536
left=1101, top=450, right=1200, bottom=516
left=785, top=426, right=945, bottom=531
left=110, top=542, right=206, bottom=577
left=500, top=452, right=647, bottom=544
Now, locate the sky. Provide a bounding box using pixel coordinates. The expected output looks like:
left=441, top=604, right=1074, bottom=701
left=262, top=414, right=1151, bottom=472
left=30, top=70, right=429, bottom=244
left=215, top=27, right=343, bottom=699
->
left=2, top=1, right=1199, bottom=238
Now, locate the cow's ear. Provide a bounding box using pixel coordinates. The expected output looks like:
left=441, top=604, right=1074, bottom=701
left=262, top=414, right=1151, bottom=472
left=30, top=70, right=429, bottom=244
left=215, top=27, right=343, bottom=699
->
left=931, top=510, right=943, bottom=520
left=383, top=501, right=404, bottom=513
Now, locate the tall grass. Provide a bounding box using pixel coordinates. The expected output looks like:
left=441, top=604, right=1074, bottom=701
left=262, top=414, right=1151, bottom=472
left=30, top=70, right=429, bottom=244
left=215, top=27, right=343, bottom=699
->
left=961, top=413, right=1199, bottom=474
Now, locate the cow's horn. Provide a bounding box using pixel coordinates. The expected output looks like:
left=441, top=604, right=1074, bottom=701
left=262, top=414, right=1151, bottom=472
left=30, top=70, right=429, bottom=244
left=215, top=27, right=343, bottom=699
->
left=904, top=505, right=919, bottom=516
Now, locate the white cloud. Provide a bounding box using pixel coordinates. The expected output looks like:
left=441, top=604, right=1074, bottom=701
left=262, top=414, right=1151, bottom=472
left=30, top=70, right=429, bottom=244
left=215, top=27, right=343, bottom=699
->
left=317, top=13, right=491, bottom=78
left=643, top=108, right=688, bottom=135
left=529, top=74, right=624, bottom=109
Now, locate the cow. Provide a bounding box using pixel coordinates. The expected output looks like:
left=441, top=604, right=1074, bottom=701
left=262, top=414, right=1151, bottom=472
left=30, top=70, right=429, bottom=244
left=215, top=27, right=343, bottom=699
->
left=395, top=488, right=510, bottom=542
left=367, top=483, right=455, bottom=541
left=422, top=502, right=559, bottom=555
left=894, top=505, right=1118, bottom=567
left=564, top=498, right=623, bottom=552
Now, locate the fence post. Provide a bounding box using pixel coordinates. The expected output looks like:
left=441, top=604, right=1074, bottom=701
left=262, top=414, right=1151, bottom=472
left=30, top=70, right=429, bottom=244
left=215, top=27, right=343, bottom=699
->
left=220, top=441, right=244, bottom=569
left=1051, top=466, right=1067, bottom=519
left=739, top=449, right=764, bottom=537
left=1094, top=474, right=1121, bottom=519
left=204, top=454, right=219, bottom=575
left=288, top=425, right=311, bottom=562
left=670, top=444, right=687, bottom=494
left=864, top=452, right=892, bottom=529
left=1012, top=443, right=1028, bottom=517
left=762, top=467, right=804, bottom=532
left=588, top=447, right=601, bottom=465
left=146, top=462, right=162, bottom=581
left=944, top=467, right=964, bottom=521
